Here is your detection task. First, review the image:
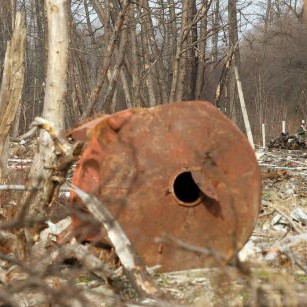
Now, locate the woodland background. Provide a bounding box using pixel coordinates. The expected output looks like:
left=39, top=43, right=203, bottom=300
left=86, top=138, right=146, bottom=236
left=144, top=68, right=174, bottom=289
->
left=0, top=1, right=306, bottom=305
left=1, top=0, right=307, bottom=141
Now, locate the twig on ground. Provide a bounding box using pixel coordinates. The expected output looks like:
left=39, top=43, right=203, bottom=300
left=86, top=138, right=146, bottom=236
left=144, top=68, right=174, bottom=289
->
left=0, top=184, right=71, bottom=192
left=268, top=203, right=304, bottom=234
left=0, top=241, right=116, bottom=306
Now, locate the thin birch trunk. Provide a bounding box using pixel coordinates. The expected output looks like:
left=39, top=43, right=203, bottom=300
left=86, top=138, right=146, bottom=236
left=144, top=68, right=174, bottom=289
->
left=234, top=65, right=254, bottom=149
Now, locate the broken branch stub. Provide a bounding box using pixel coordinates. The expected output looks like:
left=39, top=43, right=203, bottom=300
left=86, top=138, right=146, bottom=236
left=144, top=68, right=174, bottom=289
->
left=69, top=101, right=261, bottom=272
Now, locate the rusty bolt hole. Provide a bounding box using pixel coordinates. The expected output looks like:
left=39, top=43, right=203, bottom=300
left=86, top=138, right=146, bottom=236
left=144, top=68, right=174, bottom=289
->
left=172, top=171, right=203, bottom=207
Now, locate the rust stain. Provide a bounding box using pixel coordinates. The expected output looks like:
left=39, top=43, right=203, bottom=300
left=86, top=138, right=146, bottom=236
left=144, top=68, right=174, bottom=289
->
left=68, top=101, right=261, bottom=272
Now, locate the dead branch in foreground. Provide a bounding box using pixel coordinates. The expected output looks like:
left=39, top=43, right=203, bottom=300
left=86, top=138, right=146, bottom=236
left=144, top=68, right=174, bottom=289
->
left=73, top=186, right=165, bottom=300
left=14, top=117, right=82, bottom=247
left=6, top=115, right=165, bottom=302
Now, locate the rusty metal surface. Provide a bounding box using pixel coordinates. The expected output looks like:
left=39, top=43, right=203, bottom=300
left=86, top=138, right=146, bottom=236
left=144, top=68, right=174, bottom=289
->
left=70, top=101, right=261, bottom=272
left=65, top=114, right=109, bottom=142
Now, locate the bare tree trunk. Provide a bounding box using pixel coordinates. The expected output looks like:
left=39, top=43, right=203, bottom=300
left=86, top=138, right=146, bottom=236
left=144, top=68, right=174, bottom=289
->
left=128, top=4, right=142, bottom=107
left=175, top=0, right=191, bottom=101
left=33, top=0, right=46, bottom=119
left=234, top=65, right=254, bottom=149
left=83, top=0, right=131, bottom=118
left=21, top=0, right=69, bottom=230
left=181, top=0, right=197, bottom=101
left=91, top=0, right=111, bottom=42
left=10, top=0, right=16, bottom=28
left=120, top=65, right=132, bottom=108
left=169, top=1, right=192, bottom=102
left=170, top=1, right=211, bottom=102
left=211, top=0, right=220, bottom=64
left=140, top=3, right=157, bottom=107
left=83, top=0, right=97, bottom=91
left=0, top=12, right=26, bottom=181
left=84, top=0, right=95, bottom=45
left=228, top=0, right=239, bottom=123
left=167, top=0, right=177, bottom=87
left=0, top=3, right=12, bottom=74
left=264, top=0, right=272, bottom=34
left=11, top=2, right=22, bottom=138
left=142, top=0, right=168, bottom=103
left=213, top=48, right=234, bottom=108
left=103, top=27, right=128, bottom=112
left=195, top=1, right=209, bottom=99
left=69, top=26, right=92, bottom=116
left=12, top=2, right=26, bottom=137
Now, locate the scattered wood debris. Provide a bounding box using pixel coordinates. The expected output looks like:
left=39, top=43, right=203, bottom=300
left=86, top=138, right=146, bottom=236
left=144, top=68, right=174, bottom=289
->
left=0, top=137, right=307, bottom=305
left=268, top=133, right=306, bottom=150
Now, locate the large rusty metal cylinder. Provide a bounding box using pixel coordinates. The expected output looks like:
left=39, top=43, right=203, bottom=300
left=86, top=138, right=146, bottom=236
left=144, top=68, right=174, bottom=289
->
left=70, top=101, right=261, bottom=272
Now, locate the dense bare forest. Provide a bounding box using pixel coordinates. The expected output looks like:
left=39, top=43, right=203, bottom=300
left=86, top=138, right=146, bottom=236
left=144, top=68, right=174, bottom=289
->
left=0, top=0, right=307, bottom=306
left=0, top=0, right=306, bottom=138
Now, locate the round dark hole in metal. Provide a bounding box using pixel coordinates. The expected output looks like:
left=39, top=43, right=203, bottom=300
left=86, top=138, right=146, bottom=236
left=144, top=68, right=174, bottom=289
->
left=172, top=171, right=201, bottom=205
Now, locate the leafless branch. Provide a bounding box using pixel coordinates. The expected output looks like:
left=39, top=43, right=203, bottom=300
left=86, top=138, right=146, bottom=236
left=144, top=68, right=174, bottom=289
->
left=72, top=185, right=165, bottom=300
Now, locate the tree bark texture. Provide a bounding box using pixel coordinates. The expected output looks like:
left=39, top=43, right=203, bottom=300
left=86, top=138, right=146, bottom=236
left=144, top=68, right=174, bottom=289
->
left=0, top=12, right=26, bottom=182
left=83, top=0, right=131, bottom=118
left=170, top=1, right=211, bottom=102
left=23, top=0, right=69, bottom=223
left=211, top=0, right=220, bottom=65
left=234, top=65, right=254, bottom=149
left=228, top=0, right=239, bottom=122
left=195, top=1, right=209, bottom=99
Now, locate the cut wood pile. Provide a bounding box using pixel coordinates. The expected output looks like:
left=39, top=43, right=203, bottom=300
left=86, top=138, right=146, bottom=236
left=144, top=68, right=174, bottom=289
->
left=268, top=133, right=306, bottom=150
